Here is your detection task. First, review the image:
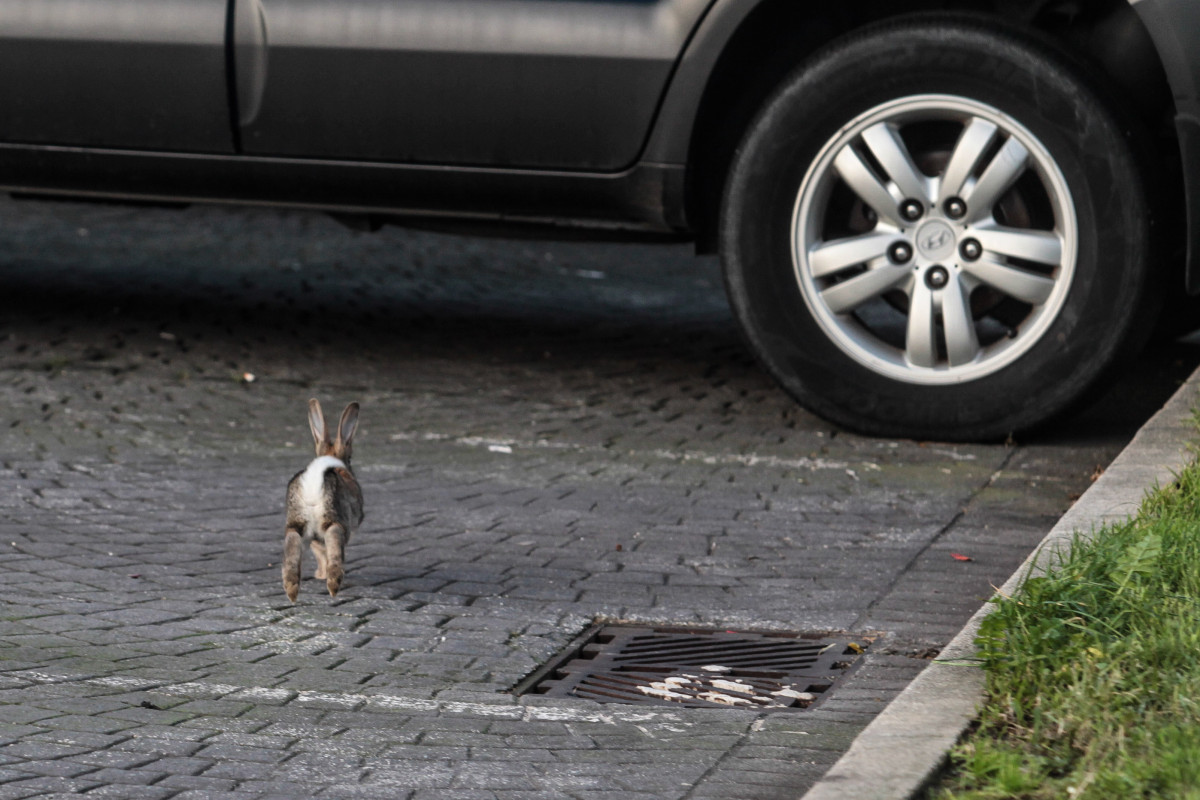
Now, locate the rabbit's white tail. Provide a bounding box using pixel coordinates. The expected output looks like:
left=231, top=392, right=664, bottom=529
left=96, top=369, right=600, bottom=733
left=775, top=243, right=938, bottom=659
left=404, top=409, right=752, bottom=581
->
left=299, top=455, right=345, bottom=508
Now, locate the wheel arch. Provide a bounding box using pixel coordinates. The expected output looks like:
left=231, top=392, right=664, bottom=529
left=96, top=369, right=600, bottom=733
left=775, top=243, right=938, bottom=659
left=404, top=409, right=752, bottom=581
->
left=658, top=0, right=1179, bottom=258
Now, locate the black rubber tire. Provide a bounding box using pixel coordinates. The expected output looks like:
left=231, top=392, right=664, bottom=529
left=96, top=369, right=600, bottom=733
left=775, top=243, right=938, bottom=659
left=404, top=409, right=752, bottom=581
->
left=719, top=16, right=1158, bottom=441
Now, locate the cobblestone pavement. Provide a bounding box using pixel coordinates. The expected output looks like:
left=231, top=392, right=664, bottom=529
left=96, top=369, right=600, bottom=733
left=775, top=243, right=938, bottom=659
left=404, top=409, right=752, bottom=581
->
left=0, top=197, right=1195, bottom=799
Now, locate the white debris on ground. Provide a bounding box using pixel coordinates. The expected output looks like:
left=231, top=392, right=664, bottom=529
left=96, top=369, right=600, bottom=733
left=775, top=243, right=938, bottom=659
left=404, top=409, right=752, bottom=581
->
left=634, top=672, right=817, bottom=708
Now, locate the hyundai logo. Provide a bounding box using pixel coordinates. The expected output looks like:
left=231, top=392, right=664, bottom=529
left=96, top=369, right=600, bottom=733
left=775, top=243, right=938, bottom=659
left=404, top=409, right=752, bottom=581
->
left=914, top=220, right=957, bottom=260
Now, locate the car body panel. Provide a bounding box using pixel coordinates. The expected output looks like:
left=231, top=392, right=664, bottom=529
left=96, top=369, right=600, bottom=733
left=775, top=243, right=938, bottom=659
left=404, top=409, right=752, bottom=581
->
left=233, top=0, right=712, bottom=170
left=0, top=0, right=233, bottom=153
left=1127, top=0, right=1200, bottom=292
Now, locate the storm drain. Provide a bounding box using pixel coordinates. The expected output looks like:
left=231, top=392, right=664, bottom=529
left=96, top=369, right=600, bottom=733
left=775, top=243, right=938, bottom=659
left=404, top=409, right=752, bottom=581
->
left=517, top=625, right=870, bottom=711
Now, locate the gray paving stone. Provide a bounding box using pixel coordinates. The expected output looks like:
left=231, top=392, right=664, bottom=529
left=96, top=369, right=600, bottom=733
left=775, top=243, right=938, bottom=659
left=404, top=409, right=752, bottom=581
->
left=53, top=749, right=153, bottom=771
left=0, top=785, right=42, bottom=800
left=83, top=785, right=179, bottom=800
left=0, top=777, right=102, bottom=795
left=155, top=773, right=239, bottom=792
left=77, top=766, right=168, bottom=786
left=198, top=759, right=283, bottom=782
left=0, top=759, right=96, bottom=780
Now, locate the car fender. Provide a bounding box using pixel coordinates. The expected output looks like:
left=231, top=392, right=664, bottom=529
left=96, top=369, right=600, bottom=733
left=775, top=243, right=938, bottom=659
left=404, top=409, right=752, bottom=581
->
left=1128, top=0, right=1200, bottom=292
left=642, top=0, right=764, bottom=172
left=640, top=0, right=778, bottom=229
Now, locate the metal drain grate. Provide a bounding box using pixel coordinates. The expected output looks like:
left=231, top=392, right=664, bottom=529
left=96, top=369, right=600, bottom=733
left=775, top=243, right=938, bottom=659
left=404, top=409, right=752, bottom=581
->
left=518, top=626, right=870, bottom=711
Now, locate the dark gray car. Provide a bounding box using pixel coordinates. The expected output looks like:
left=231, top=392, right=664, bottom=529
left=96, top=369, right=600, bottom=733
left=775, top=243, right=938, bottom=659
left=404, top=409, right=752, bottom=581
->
left=2, top=0, right=1197, bottom=440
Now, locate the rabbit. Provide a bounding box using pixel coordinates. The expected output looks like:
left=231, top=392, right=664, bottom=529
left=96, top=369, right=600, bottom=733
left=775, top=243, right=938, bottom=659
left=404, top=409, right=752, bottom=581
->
left=283, top=398, right=364, bottom=602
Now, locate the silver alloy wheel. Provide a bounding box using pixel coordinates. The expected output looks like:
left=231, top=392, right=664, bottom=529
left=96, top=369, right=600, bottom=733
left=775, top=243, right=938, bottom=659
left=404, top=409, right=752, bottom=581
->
left=791, top=94, right=1078, bottom=385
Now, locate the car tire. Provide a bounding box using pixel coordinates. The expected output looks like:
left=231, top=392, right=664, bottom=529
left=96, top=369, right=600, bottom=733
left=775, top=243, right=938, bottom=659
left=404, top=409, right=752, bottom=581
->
left=719, top=16, right=1158, bottom=441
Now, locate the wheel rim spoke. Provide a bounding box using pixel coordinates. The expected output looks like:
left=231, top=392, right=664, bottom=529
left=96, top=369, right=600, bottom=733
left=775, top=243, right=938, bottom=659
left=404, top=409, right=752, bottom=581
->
left=973, top=226, right=1062, bottom=266
left=833, top=145, right=903, bottom=227
left=939, top=117, right=998, bottom=203
left=809, top=232, right=897, bottom=278
left=942, top=276, right=980, bottom=366
left=905, top=281, right=938, bottom=368
left=962, top=257, right=1056, bottom=305
left=962, top=136, right=1029, bottom=222
left=820, top=263, right=908, bottom=314
left=861, top=122, right=930, bottom=204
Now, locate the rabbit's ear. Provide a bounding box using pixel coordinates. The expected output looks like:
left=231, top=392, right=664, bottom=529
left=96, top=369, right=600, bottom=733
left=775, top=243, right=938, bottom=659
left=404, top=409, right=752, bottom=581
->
left=338, top=403, right=360, bottom=447
left=308, top=398, right=328, bottom=446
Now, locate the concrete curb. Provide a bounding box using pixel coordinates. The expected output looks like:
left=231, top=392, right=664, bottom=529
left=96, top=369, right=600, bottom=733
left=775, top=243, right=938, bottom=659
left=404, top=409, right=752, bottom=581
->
left=799, top=364, right=1200, bottom=800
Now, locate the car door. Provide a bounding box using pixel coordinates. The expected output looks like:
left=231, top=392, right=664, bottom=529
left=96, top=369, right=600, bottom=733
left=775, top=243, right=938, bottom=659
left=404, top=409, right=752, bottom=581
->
left=0, top=0, right=232, bottom=153
left=232, top=0, right=712, bottom=170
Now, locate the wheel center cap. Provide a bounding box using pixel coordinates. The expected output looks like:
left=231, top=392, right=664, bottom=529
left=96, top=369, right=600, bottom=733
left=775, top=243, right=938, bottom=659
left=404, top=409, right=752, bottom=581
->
left=915, top=220, right=957, bottom=261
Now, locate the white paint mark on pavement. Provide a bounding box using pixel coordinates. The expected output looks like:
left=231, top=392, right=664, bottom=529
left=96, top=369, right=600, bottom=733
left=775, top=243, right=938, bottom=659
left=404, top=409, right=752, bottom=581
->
left=7, top=668, right=697, bottom=727
left=387, top=431, right=849, bottom=471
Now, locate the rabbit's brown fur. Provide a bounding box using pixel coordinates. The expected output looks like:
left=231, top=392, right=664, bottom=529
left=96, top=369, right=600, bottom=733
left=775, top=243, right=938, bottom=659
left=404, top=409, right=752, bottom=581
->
left=283, top=399, right=364, bottom=601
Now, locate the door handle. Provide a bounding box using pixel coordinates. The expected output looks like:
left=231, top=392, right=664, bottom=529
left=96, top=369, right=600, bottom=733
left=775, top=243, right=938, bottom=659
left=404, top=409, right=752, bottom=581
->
left=234, top=0, right=268, bottom=127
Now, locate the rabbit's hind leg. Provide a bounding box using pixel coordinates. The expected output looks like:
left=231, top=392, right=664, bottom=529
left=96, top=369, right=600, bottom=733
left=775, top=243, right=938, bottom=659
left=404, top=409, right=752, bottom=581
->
left=323, top=523, right=346, bottom=597
left=283, top=527, right=304, bottom=602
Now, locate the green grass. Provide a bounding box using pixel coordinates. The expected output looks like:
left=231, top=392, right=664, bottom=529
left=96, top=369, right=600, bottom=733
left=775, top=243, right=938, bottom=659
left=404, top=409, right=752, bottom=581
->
left=931, top=446, right=1200, bottom=800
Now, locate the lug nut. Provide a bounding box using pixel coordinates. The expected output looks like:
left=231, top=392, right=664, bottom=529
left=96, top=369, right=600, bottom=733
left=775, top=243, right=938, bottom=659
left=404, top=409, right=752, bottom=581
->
left=959, top=238, right=982, bottom=261
left=925, top=266, right=950, bottom=289
left=888, top=241, right=914, bottom=264
left=899, top=199, right=924, bottom=222
left=944, top=197, right=967, bottom=220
